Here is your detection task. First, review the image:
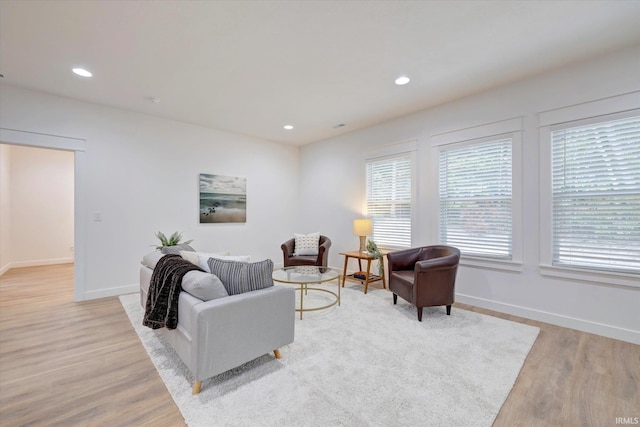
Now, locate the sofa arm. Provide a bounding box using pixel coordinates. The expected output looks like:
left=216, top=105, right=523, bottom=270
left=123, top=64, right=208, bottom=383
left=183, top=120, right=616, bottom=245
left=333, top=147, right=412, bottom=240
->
left=189, top=285, right=295, bottom=381
left=415, top=254, right=458, bottom=272
left=281, top=239, right=295, bottom=258
left=317, top=236, right=331, bottom=265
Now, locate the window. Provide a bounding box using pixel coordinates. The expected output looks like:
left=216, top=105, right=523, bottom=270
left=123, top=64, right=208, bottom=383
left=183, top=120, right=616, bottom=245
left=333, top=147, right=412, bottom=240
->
left=365, top=152, right=413, bottom=249
left=439, top=138, right=513, bottom=259
left=550, top=114, right=640, bottom=274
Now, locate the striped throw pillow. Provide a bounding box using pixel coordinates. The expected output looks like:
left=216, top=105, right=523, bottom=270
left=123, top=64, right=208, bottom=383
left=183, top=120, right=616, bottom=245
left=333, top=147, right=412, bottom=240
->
left=207, top=258, right=274, bottom=296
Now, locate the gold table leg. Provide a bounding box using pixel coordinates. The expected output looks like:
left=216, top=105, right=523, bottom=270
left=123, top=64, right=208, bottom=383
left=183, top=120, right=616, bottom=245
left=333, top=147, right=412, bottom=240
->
left=299, top=283, right=304, bottom=319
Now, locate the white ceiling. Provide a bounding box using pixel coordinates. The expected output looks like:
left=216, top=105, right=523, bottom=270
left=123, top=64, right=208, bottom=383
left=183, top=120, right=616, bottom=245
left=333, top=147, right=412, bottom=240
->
left=1, top=1, right=640, bottom=146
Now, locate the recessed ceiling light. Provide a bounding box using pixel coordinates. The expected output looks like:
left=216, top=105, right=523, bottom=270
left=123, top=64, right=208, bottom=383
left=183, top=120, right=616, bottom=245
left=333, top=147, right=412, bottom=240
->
left=395, top=76, right=410, bottom=86
left=72, top=67, right=92, bottom=77
left=284, top=125, right=294, bottom=130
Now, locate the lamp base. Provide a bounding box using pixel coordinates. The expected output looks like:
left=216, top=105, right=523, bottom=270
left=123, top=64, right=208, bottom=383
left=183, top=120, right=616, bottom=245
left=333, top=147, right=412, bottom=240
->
left=359, top=236, right=367, bottom=253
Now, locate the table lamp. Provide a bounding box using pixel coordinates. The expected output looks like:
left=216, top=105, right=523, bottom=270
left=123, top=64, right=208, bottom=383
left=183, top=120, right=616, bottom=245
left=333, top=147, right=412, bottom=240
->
left=353, top=219, right=373, bottom=253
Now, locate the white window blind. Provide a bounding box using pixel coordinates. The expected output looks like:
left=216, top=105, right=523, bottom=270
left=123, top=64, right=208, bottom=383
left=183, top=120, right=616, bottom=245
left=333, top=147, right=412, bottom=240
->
left=551, top=115, right=640, bottom=273
left=366, top=154, right=412, bottom=249
left=439, top=139, right=512, bottom=259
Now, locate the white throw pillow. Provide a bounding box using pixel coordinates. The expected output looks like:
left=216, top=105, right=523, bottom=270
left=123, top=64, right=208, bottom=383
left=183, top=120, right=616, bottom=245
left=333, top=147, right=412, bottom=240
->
left=182, top=250, right=232, bottom=269
left=179, top=250, right=200, bottom=266
left=197, top=252, right=250, bottom=273
left=141, top=251, right=165, bottom=269
left=294, top=232, right=320, bottom=256
left=181, top=271, right=228, bottom=301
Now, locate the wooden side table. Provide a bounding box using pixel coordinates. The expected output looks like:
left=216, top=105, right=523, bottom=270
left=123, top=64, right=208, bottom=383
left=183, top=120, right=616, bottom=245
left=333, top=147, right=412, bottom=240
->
left=340, top=250, right=386, bottom=294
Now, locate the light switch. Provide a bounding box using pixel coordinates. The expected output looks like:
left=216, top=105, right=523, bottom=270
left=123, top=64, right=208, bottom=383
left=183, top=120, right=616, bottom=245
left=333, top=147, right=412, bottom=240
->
left=93, top=212, right=102, bottom=221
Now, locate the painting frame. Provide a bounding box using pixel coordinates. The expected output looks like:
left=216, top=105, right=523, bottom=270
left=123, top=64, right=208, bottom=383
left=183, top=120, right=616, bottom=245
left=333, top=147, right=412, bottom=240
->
left=199, top=173, right=247, bottom=223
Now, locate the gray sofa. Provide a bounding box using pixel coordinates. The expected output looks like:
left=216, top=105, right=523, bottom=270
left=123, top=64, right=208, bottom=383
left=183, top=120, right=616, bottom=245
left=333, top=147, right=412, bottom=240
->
left=139, top=262, right=295, bottom=394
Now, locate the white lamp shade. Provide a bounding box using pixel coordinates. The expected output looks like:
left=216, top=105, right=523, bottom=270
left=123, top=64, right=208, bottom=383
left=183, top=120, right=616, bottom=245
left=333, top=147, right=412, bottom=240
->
left=353, top=219, right=373, bottom=236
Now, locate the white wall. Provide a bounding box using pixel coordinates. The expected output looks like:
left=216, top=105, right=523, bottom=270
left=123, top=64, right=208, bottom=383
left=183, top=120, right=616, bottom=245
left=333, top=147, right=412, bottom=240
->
left=0, top=45, right=637, bottom=343
left=0, top=144, right=75, bottom=271
left=298, top=45, right=640, bottom=344
left=0, top=144, right=11, bottom=273
left=0, top=85, right=300, bottom=299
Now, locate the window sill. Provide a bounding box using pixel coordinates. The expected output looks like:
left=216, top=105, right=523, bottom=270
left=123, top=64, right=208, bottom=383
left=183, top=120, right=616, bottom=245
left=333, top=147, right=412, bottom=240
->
left=460, top=256, right=523, bottom=272
left=539, top=264, right=640, bottom=289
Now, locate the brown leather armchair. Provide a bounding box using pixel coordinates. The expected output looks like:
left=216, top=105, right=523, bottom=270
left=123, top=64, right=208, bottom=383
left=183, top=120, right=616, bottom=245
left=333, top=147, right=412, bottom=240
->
left=387, top=245, right=460, bottom=321
left=281, top=235, right=331, bottom=267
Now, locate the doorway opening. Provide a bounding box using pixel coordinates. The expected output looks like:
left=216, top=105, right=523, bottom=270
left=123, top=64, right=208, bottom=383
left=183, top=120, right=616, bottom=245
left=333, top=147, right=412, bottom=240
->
left=0, top=128, right=86, bottom=301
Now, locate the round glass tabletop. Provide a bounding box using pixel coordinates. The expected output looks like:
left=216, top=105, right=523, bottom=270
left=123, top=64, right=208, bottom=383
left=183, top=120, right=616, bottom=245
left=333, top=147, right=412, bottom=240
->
left=272, top=266, right=341, bottom=284
left=272, top=266, right=341, bottom=319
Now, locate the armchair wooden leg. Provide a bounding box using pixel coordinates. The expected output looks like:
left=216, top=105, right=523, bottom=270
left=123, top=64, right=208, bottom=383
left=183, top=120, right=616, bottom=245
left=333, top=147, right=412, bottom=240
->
left=417, top=307, right=423, bottom=322
left=393, top=294, right=397, bottom=304
left=192, top=380, right=202, bottom=395
left=446, top=305, right=452, bottom=315
left=273, top=349, right=282, bottom=359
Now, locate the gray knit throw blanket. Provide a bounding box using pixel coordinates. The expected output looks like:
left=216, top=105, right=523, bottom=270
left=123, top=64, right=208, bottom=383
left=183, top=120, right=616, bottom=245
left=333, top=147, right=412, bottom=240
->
left=143, top=254, right=203, bottom=330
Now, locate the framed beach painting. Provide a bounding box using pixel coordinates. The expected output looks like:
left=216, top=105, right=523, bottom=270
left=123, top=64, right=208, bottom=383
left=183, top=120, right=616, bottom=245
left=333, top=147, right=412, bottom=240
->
left=199, top=173, right=247, bottom=223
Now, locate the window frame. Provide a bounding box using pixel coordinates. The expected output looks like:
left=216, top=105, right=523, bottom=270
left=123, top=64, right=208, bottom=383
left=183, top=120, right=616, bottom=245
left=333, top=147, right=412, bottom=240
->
left=538, top=92, right=640, bottom=288
left=432, top=118, right=523, bottom=271
left=363, top=140, right=417, bottom=251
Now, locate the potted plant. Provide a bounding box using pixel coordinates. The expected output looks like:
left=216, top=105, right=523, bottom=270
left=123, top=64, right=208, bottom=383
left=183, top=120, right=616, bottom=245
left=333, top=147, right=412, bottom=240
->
left=154, top=231, right=193, bottom=251
left=366, top=239, right=383, bottom=276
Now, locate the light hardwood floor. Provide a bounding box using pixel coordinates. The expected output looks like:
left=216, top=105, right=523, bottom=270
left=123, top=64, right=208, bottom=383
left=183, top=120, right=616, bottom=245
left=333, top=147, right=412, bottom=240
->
left=0, top=264, right=184, bottom=427
left=1, top=264, right=638, bottom=426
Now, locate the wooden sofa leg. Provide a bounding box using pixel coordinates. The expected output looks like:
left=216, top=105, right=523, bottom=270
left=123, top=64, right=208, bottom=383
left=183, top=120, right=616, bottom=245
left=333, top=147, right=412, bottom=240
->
left=273, top=349, right=282, bottom=359
left=393, top=294, right=397, bottom=304
left=192, top=380, right=202, bottom=395
left=417, top=307, right=423, bottom=322
left=446, top=305, right=452, bottom=315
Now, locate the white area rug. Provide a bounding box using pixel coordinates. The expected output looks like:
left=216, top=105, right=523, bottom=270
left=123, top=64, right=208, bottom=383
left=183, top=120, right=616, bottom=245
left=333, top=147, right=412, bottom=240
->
left=120, top=285, right=539, bottom=427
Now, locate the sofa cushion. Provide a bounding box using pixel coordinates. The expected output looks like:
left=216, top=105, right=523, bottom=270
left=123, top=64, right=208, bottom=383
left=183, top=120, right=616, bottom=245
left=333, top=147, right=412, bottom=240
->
left=294, top=232, right=320, bottom=256
left=391, top=270, right=415, bottom=287
left=161, top=244, right=196, bottom=255
left=207, top=258, right=274, bottom=296
left=181, top=270, right=229, bottom=301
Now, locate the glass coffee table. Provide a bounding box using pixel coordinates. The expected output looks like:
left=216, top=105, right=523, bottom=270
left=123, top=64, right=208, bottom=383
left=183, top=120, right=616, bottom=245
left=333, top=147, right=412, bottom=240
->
left=272, top=266, right=341, bottom=319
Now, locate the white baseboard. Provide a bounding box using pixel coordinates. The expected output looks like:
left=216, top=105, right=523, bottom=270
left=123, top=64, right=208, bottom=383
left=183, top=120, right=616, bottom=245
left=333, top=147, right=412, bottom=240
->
left=456, top=293, right=640, bottom=345
left=82, top=283, right=139, bottom=301
left=9, top=257, right=74, bottom=268
left=0, top=258, right=74, bottom=274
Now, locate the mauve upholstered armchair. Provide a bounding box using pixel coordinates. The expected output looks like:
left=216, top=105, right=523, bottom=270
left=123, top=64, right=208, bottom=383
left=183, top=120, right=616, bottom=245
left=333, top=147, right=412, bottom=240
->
left=281, top=235, right=331, bottom=267
left=387, top=245, right=460, bottom=321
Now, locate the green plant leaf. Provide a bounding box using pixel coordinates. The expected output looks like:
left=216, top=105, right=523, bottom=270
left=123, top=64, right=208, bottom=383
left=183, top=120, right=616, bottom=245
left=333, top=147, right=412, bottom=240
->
left=154, top=231, right=193, bottom=250
left=367, top=239, right=383, bottom=275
